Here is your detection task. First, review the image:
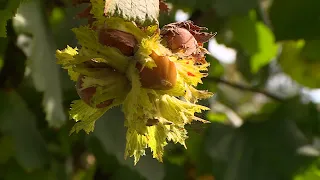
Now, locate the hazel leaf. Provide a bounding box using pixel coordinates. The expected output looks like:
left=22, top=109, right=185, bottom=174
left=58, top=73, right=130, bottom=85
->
left=103, top=0, right=159, bottom=26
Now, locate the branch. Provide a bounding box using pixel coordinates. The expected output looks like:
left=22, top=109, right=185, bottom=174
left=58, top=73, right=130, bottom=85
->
left=205, top=77, right=284, bottom=102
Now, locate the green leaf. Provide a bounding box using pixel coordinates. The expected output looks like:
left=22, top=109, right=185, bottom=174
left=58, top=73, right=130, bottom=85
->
left=0, top=0, right=22, bottom=37
left=0, top=91, right=49, bottom=170
left=0, top=0, right=9, bottom=10
left=207, top=55, right=224, bottom=77
left=200, top=55, right=224, bottom=92
left=279, top=40, right=320, bottom=88
left=73, top=165, right=96, bottom=180
left=166, top=0, right=196, bottom=9
left=235, top=48, right=271, bottom=85
left=206, top=112, right=227, bottom=123
left=249, top=22, right=278, bottom=73
left=185, top=131, right=213, bottom=175
left=3, top=160, right=55, bottom=180
left=165, top=0, right=206, bottom=9
left=0, top=136, right=14, bottom=164
left=87, top=137, right=121, bottom=175
left=269, top=0, right=320, bottom=41
left=271, top=96, right=320, bottom=138
left=103, top=0, right=159, bottom=26
left=0, top=37, right=8, bottom=71
left=50, top=5, right=87, bottom=50
left=214, top=0, right=258, bottom=17
left=229, top=11, right=278, bottom=73
left=205, top=115, right=311, bottom=180
left=163, top=160, right=186, bottom=180
left=110, top=166, right=145, bottom=180
left=294, top=159, right=320, bottom=180
left=14, top=0, right=66, bottom=127
left=301, top=40, right=320, bottom=62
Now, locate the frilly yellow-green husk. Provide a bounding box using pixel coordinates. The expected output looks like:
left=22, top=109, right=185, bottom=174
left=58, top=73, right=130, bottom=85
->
left=134, top=33, right=171, bottom=68
left=55, top=0, right=213, bottom=165
left=69, top=100, right=110, bottom=134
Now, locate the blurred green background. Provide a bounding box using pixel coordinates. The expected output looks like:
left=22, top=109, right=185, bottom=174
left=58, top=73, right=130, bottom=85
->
left=1, top=0, right=320, bottom=179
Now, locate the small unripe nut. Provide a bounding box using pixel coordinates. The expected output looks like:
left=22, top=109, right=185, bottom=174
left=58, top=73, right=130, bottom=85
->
left=137, top=51, right=177, bottom=90
left=76, top=74, right=113, bottom=108
left=98, top=29, right=137, bottom=56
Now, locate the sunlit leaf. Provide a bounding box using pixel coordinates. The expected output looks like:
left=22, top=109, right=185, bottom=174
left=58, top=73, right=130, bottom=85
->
left=229, top=11, right=278, bottom=73
left=294, top=159, right=320, bottom=180
left=97, top=0, right=159, bottom=26
left=206, top=112, right=227, bottom=123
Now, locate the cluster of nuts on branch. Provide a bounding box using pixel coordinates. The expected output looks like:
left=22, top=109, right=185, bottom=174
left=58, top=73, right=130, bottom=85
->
left=73, top=1, right=215, bottom=109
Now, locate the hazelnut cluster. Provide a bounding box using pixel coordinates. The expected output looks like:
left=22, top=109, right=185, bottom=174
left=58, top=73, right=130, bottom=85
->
left=57, top=0, right=215, bottom=164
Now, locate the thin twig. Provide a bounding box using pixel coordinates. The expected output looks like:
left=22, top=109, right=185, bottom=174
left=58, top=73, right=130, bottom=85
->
left=205, top=77, right=284, bottom=102
left=258, top=0, right=273, bottom=30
